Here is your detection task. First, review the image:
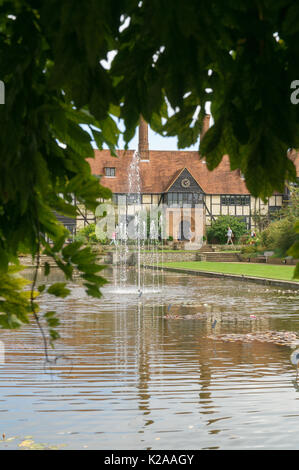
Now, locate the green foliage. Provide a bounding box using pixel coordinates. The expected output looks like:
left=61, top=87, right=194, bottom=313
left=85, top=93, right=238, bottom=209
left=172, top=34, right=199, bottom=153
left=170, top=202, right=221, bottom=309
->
left=280, top=186, right=299, bottom=219
left=288, top=221, right=299, bottom=278
left=75, top=223, right=100, bottom=244
left=110, top=0, right=299, bottom=198
left=47, top=283, right=70, bottom=298
left=207, top=216, right=247, bottom=244
left=260, top=217, right=298, bottom=256
left=0, top=1, right=115, bottom=346
left=0, top=264, right=32, bottom=329
left=241, top=245, right=259, bottom=255
left=251, top=210, right=272, bottom=232
left=259, top=189, right=299, bottom=267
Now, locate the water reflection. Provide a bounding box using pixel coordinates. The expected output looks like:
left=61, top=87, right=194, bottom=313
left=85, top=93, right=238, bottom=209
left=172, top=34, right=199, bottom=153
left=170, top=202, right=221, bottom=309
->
left=0, top=267, right=299, bottom=449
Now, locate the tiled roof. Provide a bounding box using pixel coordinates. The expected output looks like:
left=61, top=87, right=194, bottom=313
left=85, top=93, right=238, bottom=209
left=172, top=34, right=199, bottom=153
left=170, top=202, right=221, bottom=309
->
left=87, top=149, right=299, bottom=195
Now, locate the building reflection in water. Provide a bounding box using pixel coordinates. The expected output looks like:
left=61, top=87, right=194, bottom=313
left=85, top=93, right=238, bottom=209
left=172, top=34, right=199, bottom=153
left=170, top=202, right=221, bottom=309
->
left=1, top=267, right=299, bottom=448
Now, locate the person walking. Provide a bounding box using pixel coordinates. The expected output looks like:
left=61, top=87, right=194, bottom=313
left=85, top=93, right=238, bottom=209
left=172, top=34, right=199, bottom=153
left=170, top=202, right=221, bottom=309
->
left=250, top=229, right=256, bottom=244
left=226, top=226, right=234, bottom=245
left=110, top=231, right=117, bottom=245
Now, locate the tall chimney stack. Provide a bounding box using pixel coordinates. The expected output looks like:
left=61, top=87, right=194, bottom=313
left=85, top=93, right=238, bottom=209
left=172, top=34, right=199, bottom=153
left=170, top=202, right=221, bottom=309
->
left=138, top=115, right=149, bottom=160
left=200, top=114, right=210, bottom=142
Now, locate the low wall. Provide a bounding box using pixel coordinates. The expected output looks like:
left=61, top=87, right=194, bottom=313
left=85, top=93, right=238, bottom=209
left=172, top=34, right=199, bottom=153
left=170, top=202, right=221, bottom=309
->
left=240, top=256, right=299, bottom=266
left=209, top=244, right=243, bottom=251
left=101, top=250, right=299, bottom=266
left=141, top=251, right=197, bottom=264
left=103, top=250, right=198, bottom=265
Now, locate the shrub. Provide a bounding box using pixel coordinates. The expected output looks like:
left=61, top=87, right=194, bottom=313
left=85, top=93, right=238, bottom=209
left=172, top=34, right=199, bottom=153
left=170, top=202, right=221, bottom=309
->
left=239, top=233, right=251, bottom=245
left=260, top=217, right=299, bottom=257
left=206, top=215, right=247, bottom=244
left=288, top=221, right=299, bottom=276
left=241, top=245, right=258, bottom=254
left=75, top=223, right=100, bottom=244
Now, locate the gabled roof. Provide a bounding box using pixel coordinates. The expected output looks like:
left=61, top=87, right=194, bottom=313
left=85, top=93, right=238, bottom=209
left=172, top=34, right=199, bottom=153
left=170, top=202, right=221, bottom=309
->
left=165, top=167, right=205, bottom=193
left=87, top=149, right=299, bottom=195
left=164, top=168, right=185, bottom=193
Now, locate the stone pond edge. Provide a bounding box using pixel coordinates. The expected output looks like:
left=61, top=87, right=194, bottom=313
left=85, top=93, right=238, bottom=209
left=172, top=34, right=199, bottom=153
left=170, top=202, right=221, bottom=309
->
left=145, top=265, right=299, bottom=290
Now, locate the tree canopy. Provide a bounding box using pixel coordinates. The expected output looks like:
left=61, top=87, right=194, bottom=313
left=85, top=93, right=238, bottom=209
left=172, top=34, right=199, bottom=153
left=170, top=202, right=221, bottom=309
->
left=0, top=0, right=299, bottom=343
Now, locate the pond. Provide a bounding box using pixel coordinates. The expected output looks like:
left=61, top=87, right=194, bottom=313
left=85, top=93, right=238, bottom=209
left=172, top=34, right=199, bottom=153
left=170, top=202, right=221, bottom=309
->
left=0, top=267, right=299, bottom=450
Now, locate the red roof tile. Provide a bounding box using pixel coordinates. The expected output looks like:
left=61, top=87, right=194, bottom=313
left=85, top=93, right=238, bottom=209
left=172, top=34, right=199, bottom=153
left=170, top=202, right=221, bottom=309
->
left=87, top=149, right=299, bottom=195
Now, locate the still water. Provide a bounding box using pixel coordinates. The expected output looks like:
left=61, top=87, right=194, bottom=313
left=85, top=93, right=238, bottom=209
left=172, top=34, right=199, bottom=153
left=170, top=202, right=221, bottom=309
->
left=1, top=268, right=299, bottom=450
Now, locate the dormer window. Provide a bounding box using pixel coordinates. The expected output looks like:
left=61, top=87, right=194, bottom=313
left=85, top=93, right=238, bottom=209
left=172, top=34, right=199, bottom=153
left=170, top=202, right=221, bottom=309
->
left=104, top=167, right=116, bottom=177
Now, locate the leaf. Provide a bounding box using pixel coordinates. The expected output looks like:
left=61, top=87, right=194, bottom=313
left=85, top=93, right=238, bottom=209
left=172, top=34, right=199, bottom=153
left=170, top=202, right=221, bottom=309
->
left=62, top=241, right=84, bottom=260
left=0, top=247, right=9, bottom=273
left=288, top=240, right=299, bottom=258
left=282, top=3, right=299, bottom=35
left=47, top=283, right=70, bottom=298
left=81, top=273, right=107, bottom=285
left=46, top=317, right=60, bottom=328
left=44, top=262, right=50, bottom=276
left=44, top=311, right=57, bottom=319
left=83, top=282, right=103, bottom=298
left=49, top=329, right=60, bottom=341
left=77, top=263, right=105, bottom=274
left=44, top=311, right=60, bottom=328
left=52, top=234, right=69, bottom=253
left=293, top=263, right=299, bottom=279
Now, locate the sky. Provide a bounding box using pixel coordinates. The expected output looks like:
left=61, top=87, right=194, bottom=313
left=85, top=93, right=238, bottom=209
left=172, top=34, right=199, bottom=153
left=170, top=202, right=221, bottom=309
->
left=83, top=122, right=199, bottom=152
left=88, top=121, right=201, bottom=152
left=114, top=125, right=199, bottom=151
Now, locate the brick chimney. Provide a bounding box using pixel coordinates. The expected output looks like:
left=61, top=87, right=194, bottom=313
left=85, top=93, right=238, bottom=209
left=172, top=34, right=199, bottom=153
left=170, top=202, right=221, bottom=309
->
left=138, top=115, right=149, bottom=160
left=200, top=114, right=210, bottom=141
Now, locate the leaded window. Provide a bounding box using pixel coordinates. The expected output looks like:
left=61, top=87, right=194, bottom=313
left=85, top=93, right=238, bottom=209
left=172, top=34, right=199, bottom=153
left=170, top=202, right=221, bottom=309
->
left=166, top=192, right=203, bottom=206
left=221, top=195, right=250, bottom=206
left=104, top=167, right=116, bottom=177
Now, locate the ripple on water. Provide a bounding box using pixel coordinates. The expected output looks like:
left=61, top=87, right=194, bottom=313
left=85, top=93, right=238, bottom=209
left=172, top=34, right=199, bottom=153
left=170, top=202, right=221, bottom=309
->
left=0, top=269, right=299, bottom=449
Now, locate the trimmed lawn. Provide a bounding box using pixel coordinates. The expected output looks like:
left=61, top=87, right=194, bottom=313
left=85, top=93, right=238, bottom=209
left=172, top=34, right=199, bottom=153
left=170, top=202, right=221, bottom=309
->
left=161, top=261, right=299, bottom=282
